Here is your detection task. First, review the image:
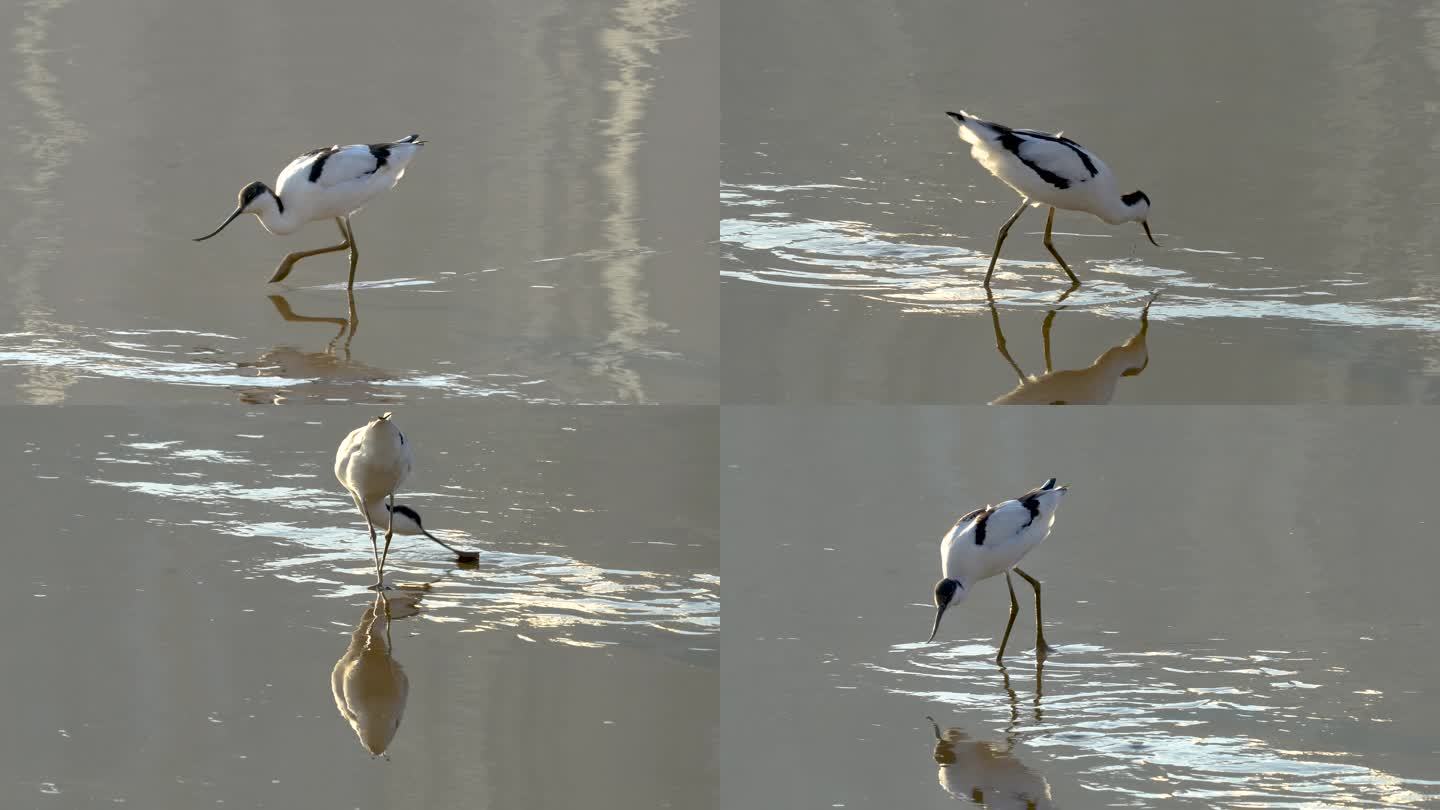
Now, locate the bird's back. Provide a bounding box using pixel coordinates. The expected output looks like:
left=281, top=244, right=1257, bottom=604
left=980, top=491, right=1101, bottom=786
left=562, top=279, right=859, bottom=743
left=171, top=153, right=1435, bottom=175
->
left=950, top=110, right=1114, bottom=208
left=941, top=485, right=1065, bottom=581
left=335, top=419, right=413, bottom=503
left=276, top=136, right=425, bottom=217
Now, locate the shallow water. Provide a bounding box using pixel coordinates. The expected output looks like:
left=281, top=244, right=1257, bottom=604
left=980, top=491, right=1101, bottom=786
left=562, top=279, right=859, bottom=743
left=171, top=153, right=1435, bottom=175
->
left=3, top=405, right=716, bottom=807
left=722, top=408, right=1440, bottom=806
left=721, top=0, right=1440, bottom=403
left=0, top=0, right=716, bottom=406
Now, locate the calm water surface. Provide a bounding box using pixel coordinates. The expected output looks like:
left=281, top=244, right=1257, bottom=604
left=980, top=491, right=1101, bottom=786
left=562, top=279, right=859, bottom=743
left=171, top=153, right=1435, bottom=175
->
left=4, top=405, right=716, bottom=807
left=722, top=0, right=1440, bottom=403
left=0, top=0, right=716, bottom=406
left=723, top=408, right=1440, bottom=806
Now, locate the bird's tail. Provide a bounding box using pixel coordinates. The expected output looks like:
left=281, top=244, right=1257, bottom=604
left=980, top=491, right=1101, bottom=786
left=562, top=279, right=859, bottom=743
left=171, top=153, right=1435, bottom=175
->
left=396, top=134, right=426, bottom=145
left=945, top=109, right=997, bottom=146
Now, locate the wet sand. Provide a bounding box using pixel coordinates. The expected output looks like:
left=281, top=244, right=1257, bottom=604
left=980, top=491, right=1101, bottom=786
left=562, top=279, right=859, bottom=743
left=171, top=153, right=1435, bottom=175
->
left=0, top=0, right=717, bottom=406
left=3, top=404, right=716, bottom=807
left=722, top=407, right=1440, bottom=806
left=721, top=0, right=1440, bottom=403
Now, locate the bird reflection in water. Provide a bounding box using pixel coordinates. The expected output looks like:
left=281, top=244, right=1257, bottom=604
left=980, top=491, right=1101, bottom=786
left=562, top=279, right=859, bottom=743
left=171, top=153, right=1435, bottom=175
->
left=233, top=292, right=393, bottom=403
left=331, top=588, right=426, bottom=758
left=989, top=291, right=1158, bottom=405
left=925, top=659, right=1054, bottom=807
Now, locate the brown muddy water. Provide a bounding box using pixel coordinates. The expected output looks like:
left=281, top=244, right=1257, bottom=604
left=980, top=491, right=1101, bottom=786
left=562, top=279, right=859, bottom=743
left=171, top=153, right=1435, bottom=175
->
left=722, top=407, right=1440, bottom=807
left=721, top=0, right=1440, bottom=403
left=3, top=404, right=716, bottom=808
left=0, top=0, right=716, bottom=406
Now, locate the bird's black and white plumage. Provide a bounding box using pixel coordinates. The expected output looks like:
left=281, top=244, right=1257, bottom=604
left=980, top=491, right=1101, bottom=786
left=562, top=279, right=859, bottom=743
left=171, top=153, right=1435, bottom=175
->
left=195, top=135, right=426, bottom=289
left=364, top=501, right=481, bottom=563
left=928, top=479, right=1069, bottom=658
left=945, top=110, right=1157, bottom=287
left=276, top=136, right=424, bottom=214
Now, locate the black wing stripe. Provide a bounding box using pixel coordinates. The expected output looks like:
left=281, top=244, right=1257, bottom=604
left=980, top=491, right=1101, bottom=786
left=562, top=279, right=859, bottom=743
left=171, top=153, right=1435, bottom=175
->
left=995, top=130, right=1071, bottom=190
left=1058, top=137, right=1099, bottom=177
left=1014, top=129, right=1100, bottom=178
left=306, top=146, right=340, bottom=183
left=973, top=508, right=994, bottom=546
left=365, top=144, right=391, bottom=175
left=1019, top=496, right=1040, bottom=530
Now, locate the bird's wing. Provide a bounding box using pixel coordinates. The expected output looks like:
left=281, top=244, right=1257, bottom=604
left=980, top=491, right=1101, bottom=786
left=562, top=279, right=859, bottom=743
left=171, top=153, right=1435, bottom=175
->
left=279, top=143, right=404, bottom=189
left=277, top=145, right=339, bottom=188
left=1001, top=128, right=1103, bottom=189
left=971, top=498, right=1037, bottom=546
left=941, top=505, right=991, bottom=553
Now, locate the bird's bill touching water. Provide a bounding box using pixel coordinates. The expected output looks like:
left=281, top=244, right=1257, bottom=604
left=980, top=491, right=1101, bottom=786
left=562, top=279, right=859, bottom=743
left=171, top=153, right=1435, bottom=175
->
left=193, top=206, right=244, bottom=241
left=414, top=524, right=480, bottom=563
left=1141, top=220, right=1160, bottom=247
left=928, top=602, right=949, bottom=642
left=928, top=578, right=961, bottom=642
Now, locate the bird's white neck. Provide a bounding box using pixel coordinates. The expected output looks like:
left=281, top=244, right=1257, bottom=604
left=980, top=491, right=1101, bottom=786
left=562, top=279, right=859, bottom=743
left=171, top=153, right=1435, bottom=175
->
left=364, top=501, right=422, bottom=536
left=253, top=191, right=304, bottom=235
left=1093, top=196, right=1140, bottom=226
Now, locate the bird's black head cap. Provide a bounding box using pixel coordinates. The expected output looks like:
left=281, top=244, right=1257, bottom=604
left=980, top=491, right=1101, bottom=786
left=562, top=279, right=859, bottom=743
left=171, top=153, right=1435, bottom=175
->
left=239, top=180, right=270, bottom=207
left=934, top=578, right=960, bottom=606
left=1121, top=190, right=1150, bottom=208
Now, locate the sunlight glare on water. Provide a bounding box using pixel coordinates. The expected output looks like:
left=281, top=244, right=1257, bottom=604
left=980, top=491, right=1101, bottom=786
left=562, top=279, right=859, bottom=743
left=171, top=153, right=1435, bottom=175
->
left=85, top=432, right=718, bottom=646
left=870, top=642, right=1438, bottom=807
left=721, top=182, right=1440, bottom=329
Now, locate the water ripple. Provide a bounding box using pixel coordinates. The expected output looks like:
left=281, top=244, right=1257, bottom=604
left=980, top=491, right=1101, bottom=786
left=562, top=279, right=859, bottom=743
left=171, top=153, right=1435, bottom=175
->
left=870, top=642, right=1437, bottom=806
left=721, top=181, right=1440, bottom=331
left=0, top=326, right=564, bottom=404
left=84, top=435, right=718, bottom=645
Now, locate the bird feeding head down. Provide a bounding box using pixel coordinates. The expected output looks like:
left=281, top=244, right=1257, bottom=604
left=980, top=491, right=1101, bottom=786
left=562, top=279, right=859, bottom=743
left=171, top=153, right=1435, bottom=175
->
left=927, top=479, right=1069, bottom=643
left=194, top=181, right=279, bottom=241
left=1119, top=190, right=1160, bottom=247
left=928, top=577, right=970, bottom=642
left=375, top=502, right=482, bottom=563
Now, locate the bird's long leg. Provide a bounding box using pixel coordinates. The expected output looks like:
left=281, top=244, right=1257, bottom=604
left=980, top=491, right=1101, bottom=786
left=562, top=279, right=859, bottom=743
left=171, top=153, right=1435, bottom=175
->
left=984, top=198, right=1030, bottom=288
left=984, top=289, right=1031, bottom=377
left=1041, top=309, right=1059, bottom=374
left=1014, top=566, right=1054, bottom=656
left=268, top=219, right=353, bottom=284
left=997, top=571, right=1021, bottom=662
left=374, top=490, right=395, bottom=588
left=342, top=216, right=361, bottom=290
left=987, top=293, right=1026, bottom=381
left=351, top=491, right=380, bottom=573
left=1042, top=206, right=1081, bottom=287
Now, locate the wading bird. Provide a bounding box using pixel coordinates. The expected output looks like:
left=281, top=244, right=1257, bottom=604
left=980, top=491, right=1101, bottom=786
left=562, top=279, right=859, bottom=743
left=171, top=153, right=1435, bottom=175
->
left=945, top=111, right=1157, bottom=288
left=335, top=413, right=413, bottom=588
left=194, top=135, right=426, bottom=290
left=928, top=478, right=1069, bottom=661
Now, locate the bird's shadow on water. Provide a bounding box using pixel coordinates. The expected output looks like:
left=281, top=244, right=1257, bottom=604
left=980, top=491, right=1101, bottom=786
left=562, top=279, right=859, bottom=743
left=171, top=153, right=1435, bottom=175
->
left=330, top=588, right=418, bottom=759
left=923, top=658, right=1057, bottom=806
left=232, top=292, right=397, bottom=404
left=986, top=289, right=1160, bottom=405
left=874, top=640, right=1439, bottom=805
